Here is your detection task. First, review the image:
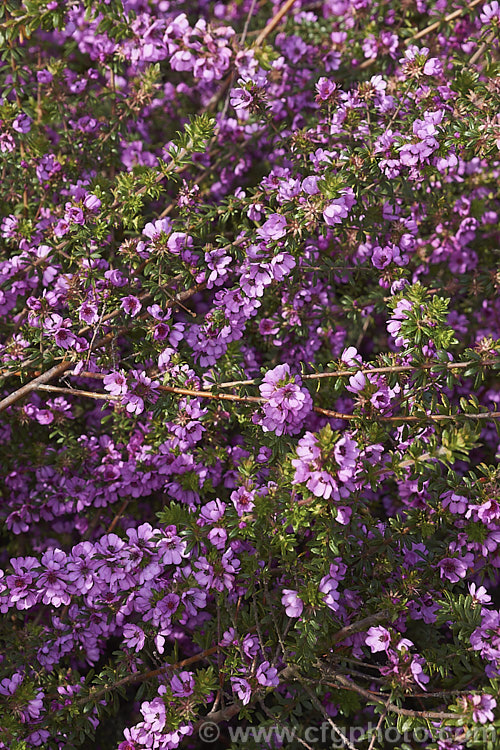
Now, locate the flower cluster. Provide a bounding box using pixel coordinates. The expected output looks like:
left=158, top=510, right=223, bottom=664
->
left=255, top=363, right=313, bottom=435
left=0, top=0, right=499, bottom=748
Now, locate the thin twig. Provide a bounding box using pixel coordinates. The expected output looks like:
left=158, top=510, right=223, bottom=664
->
left=289, top=667, right=358, bottom=750
left=254, top=0, right=299, bottom=46
left=241, top=0, right=259, bottom=46
left=367, top=697, right=390, bottom=750
left=0, top=361, right=71, bottom=414
left=37, top=384, right=118, bottom=401
left=32, top=375, right=500, bottom=424
left=214, top=357, right=499, bottom=389
left=408, top=0, right=483, bottom=43
left=106, top=499, right=130, bottom=533
left=0, top=282, right=205, bottom=413
left=469, top=30, right=496, bottom=66
left=74, top=645, right=221, bottom=707
left=326, top=675, right=465, bottom=721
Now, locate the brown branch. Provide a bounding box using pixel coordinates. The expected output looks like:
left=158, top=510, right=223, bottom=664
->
left=75, top=645, right=221, bottom=708
left=355, top=0, right=484, bottom=71
left=37, top=384, right=118, bottom=401
left=367, top=697, right=390, bottom=750
left=216, top=357, right=499, bottom=389
left=331, top=612, right=388, bottom=645
left=313, top=406, right=500, bottom=423
left=0, top=361, right=72, bottom=414
left=254, top=0, right=299, bottom=47
left=288, top=667, right=358, bottom=750
left=192, top=704, right=242, bottom=733
left=0, top=282, right=205, bottom=413
left=325, top=675, right=465, bottom=721
left=469, top=29, right=496, bottom=66
left=106, top=499, right=131, bottom=534
left=408, top=0, right=483, bottom=44
left=31, top=373, right=500, bottom=424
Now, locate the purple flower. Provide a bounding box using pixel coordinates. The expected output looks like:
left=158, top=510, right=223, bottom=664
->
left=365, top=626, right=391, bottom=653
left=121, top=370, right=159, bottom=415
left=141, top=696, right=166, bottom=733
left=205, top=247, right=232, bottom=288
left=207, top=527, right=227, bottom=549
left=78, top=301, right=99, bottom=325
left=83, top=193, right=101, bottom=211
left=423, top=57, right=442, bottom=75
left=480, top=1, right=500, bottom=24
left=438, top=557, right=468, bottom=583
left=281, top=589, right=303, bottom=617
left=54, top=327, right=76, bottom=349
left=230, top=87, right=253, bottom=111
left=292, top=430, right=359, bottom=502
left=470, top=694, right=496, bottom=724
left=372, top=245, right=393, bottom=269
left=121, top=296, right=142, bottom=317
left=256, top=661, right=279, bottom=687
left=231, top=487, right=255, bottom=517
left=257, top=213, right=287, bottom=241
left=469, top=583, right=491, bottom=605
left=319, top=574, right=341, bottom=611
left=441, top=491, right=468, bottom=514
left=123, top=624, right=146, bottom=652
left=167, top=231, right=192, bottom=255
left=231, top=676, right=252, bottom=705
left=302, top=176, right=320, bottom=195
left=0, top=672, right=23, bottom=696
left=170, top=671, right=195, bottom=697
left=336, top=506, right=352, bottom=525
left=38, top=548, right=70, bottom=607
left=410, top=656, right=429, bottom=690
left=158, top=526, right=188, bottom=565
left=37, top=70, right=53, bottom=83
left=256, top=364, right=312, bottom=436
left=143, top=218, right=171, bottom=239
left=242, top=634, right=259, bottom=658
left=346, top=371, right=366, bottom=393
left=6, top=557, right=40, bottom=610
left=64, top=203, right=84, bottom=225
left=104, top=371, right=128, bottom=396
left=315, top=77, right=336, bottom=101
left=12, top=113, right=31, bottom=133
left=66, top=542, right=97, bottom=594
left=323, top=189, right=356, bottom=226
left=199, top=499, right=226, bottom=524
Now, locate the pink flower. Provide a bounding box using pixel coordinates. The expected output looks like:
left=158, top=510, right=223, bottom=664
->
left=315, top=77, right=336, bottom=101
left=54, top=327, right=76, bottom=349
left=121, top=296, right=142, bottom=316
left=231, top=676, right=252, bottom=705
left=230, top=87, right=253, bottom=111
left=103, top=371, right=128, bottom=396
left=123, top=624, right=146, bottom=652
left=365, top=626, right=391, bottom=653
left=480, top=1, right=500, bottom=24
left=281, top=589, right=303, bottom=617
left=470, top=694, right=496, bottom=724
left=323, top=189, right=356, bottom=226
left=257, top=213, right=287, bottom=241
left=78, top=301, right=99, bottom=325
left=438, top=557, right=468, bottom=583
left=256, top=661, right=279, bottom=687
left=170, top=671, right=195, bottom=697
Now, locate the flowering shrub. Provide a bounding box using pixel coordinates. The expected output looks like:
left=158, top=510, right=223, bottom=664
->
left=0, top=0, right=500, bottom=748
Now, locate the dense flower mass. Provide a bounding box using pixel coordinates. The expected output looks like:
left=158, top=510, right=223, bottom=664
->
left=255, top=363, right=313, bottom=435
left=0, top=0, right=499, bottom=748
